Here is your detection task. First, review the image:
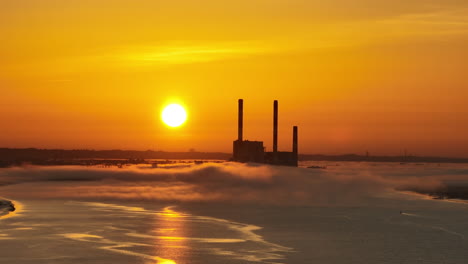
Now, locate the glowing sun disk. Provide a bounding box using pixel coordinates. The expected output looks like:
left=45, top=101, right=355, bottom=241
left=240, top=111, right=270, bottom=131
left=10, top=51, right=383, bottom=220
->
left=162, top=104, right=187, bottom=127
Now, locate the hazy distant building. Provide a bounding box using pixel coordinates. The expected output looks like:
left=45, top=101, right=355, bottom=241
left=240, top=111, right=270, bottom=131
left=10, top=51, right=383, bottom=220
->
left=232, top=99, right=298, bottom=166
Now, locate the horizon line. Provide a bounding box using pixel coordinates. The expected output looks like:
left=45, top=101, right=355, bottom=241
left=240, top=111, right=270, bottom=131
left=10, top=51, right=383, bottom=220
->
left=1, top=147, right=468, bottom=160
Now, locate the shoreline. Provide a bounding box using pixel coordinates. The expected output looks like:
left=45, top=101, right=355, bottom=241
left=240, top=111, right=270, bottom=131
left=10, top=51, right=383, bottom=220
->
left=0, top=198, right=16, bottom=219
left=399, top=189, right=468, bottom=206
left=404, top=185, right=468, bottom=201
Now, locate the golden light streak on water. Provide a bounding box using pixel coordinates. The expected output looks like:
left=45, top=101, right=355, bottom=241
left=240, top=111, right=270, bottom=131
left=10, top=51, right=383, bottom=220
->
left=152, top=206, right=189, bottom=263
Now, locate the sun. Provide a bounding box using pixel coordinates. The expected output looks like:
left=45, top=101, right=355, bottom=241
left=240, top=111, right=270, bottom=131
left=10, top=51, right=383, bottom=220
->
left=161, top=104, right=187, bottom=127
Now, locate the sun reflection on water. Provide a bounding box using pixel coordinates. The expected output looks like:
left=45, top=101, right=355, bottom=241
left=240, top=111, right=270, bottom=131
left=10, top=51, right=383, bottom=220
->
left=55, top=202, right=291, bottom=263
left=153, top=206, right=189, bottom=263
left=157, top=260, right=176, bottom=264
left=159, top=207, right=184, bottom=218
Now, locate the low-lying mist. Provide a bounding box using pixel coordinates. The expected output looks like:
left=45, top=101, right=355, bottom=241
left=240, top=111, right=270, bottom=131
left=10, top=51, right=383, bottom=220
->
left=1, top=162, right=468, bottom=205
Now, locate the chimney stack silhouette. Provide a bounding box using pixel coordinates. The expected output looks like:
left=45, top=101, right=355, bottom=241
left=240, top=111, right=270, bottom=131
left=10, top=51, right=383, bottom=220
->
left=293, top=126, right=298, bottom=156
left=232, top=99, right=298, bottom=166
left=238, top=99, right=243, bottom=141
left=273, top=100, right=278, bottom=153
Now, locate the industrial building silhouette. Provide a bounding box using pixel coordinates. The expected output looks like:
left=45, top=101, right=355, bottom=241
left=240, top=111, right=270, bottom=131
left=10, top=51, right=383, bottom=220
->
left=233, top=99, right=298, bottom=166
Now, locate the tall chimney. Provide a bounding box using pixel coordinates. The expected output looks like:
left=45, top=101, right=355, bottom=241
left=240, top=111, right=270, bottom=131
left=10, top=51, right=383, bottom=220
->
left=238, top=99, right=243, bottom=141
left=273, top=100, right=278, bottom=153
left=293, top=126, right=298, bottom=155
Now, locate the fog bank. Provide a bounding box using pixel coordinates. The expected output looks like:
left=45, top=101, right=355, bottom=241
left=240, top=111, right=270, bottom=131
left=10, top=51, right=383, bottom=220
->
left=1, top=163, right=467, bottom=205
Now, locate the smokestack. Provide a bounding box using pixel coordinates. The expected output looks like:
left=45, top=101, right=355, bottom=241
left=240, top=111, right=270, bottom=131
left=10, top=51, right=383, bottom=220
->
left=273, top=100, right=278, bottom=153
left=293, top=126, right=298, bottom=155
left=238, top=99, right=243, bottom=141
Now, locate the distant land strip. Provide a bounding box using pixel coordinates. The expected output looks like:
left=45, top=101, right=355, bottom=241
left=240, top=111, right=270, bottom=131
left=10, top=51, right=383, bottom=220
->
left=1, top=148, right=468, bottom=167
left=398, top=186, right=468, bottom=201
left=0, top=199, right=16, bottom=218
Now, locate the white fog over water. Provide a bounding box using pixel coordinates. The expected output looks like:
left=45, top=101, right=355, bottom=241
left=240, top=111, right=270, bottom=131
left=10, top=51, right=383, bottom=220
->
left=1, top=162, right=468, bottom=263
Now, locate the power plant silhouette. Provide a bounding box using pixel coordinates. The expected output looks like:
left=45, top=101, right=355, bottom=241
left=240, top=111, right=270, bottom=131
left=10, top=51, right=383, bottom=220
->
left=233, top=99, right=298, bottom=166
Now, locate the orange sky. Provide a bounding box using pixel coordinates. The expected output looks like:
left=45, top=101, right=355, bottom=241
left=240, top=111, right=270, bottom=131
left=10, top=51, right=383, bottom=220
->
left=1, top=0, right=468, bottom=157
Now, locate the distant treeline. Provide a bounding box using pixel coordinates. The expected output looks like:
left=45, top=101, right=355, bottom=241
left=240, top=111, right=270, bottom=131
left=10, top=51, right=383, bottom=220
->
left=299, top=154, right=468, bottom=163
left=0, top=148, right=231, bottom=167
left=1, top=148, right=468, bottom=167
